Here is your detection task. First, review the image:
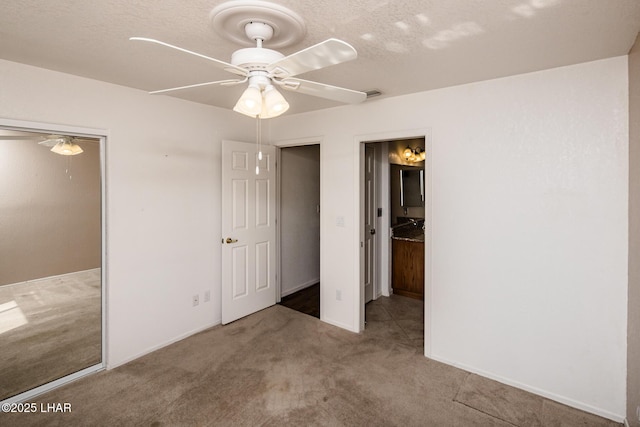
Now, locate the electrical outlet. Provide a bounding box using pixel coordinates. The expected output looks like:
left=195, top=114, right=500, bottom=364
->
left=204, top=290, right=211, bottom=303
left=192, top=294, right=199, bottom=307
left=336, top=290, right=342, bottom=301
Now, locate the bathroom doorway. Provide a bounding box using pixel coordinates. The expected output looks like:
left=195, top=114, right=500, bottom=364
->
left=357, top=129, right=432, bottom=356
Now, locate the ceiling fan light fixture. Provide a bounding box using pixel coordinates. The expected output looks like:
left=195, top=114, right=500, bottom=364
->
left=51, top=140, right=83, bottom=156
left=233, top=84, right=263, bottom=117
left=259, top=85, right=289, bottom=118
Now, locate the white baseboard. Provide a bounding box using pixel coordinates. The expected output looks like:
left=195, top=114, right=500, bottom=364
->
left=280, top=278, right=319, bottom=297
left=107, top=320, right=221, bottom=370
left=321, top=316, right=359, bottom=333
left=430, top=353, right=625, bottom=423
left=2, top=267, right=101, bottom=287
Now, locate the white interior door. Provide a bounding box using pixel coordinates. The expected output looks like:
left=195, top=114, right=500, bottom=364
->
left=222, top=140, right=276, bottom=324
left=364, top=144, right=376, bottom=303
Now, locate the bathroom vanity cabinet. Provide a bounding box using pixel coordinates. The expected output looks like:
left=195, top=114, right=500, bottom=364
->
left=391, top=237, right=424, bottom=300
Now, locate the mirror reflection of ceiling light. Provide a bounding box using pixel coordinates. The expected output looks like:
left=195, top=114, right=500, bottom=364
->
left=50, top=138, right=84, bottom=156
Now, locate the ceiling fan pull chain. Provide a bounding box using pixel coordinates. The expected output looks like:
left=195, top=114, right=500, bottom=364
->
left=259, top=117, right=263, bottom=160
left=256, top=117, right=262, bottom=175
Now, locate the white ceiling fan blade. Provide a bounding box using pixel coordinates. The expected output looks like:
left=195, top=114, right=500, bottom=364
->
left=0, top=136, right=39, bottom=140
left=38, top=135, right=66, bottom=147
left=39, top=139, right=61, bottom=147
left=279, top=77, right=366, bottom=104
left=130, top=37, right=248, bottom=77
left=267, top=38, right=358, bottom=78
left=149, top=78, right=247, bottom=95
left=0, top=134, right=97, bottom=146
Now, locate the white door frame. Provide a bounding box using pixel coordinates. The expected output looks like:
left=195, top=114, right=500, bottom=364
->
left=362, top=141, right=391, bottom=301
left=363, top=143, right=378, bottom=304
left=377, top=142, right=391, bottom=298
left=354, top=128, right=432, bottom=357
left=274, top=136, right=323, bottom=314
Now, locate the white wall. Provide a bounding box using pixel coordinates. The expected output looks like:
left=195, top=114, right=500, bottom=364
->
left=628, top=33, right=640, bottom=427
left=271, top=57, right=629, bottom=420
left=0, top=59, right=254, bottom=368
left=280, top=145, right=320, bottom=297
left=0, top=54, right=629, bottom=421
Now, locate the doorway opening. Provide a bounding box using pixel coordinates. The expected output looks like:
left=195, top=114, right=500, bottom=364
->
left=277, top=144, right=321, bottom=318
left=357, top=130, right=431, bottom=356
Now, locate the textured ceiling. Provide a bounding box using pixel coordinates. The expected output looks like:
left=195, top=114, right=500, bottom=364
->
left=1, top=0, right=639, bottom=115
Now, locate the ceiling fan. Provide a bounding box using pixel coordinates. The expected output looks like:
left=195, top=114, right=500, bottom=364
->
left=130, top=0, right=367, bottom=118
left=0, top=134, right=90, bottom=155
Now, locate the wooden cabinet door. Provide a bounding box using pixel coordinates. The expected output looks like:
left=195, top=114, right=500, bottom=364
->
left=392, top=239, right=424, bottom=300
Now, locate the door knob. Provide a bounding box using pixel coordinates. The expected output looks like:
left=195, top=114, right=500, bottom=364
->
left=225, top=237, right=238, bottom=244
left=370, top=228, right=376, bottom=235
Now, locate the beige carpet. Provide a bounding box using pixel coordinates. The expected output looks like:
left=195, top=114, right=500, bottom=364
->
left=0, top=295, right=620, bottom=426
left=0, top=269, right=101, bottom=400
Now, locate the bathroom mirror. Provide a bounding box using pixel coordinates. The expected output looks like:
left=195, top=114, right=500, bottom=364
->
left=0, top=127, right=103, bottom=401
left=400, top=168, right=424, bottom=207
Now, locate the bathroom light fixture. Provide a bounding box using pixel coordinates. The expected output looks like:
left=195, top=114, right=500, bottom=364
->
left=50, top=138, right=83, bottom=156
left=403, top=146, right=425, bottom=162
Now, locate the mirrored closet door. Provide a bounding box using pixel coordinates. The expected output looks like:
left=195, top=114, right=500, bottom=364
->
left=0, top=126, right=104, bottom=401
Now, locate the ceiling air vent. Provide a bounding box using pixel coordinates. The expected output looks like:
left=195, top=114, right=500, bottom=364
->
left=365, top=89, right=382, bottom=99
